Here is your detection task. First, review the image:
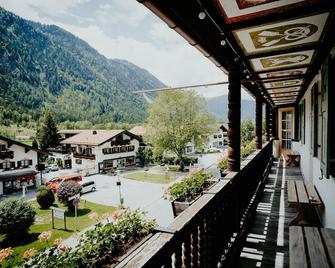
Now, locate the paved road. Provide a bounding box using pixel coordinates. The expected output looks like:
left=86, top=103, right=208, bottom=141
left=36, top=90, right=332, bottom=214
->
left=81, top=173, right=174, bottom=227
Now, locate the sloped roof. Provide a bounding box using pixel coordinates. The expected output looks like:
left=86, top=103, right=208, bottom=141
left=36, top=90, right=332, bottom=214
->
left=129, top=126, right=146, bottom=136
left=0, top=135, right=46, bottom=154
left=60, top=130, right=140, bottom=146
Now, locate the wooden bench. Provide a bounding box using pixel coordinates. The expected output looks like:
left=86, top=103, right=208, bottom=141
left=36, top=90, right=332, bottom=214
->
left=286, top=151, right=300, bottom=166
left=287, top=180, right=323, bottom=225
left=289, top=226, right=335, bottom=268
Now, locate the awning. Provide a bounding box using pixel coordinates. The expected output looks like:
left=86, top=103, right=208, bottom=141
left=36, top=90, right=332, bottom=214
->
left=0, top=169, right=38, bottom=182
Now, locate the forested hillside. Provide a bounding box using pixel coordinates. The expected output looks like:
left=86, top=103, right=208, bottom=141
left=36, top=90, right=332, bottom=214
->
left=0, top=7, right=165, bottom=125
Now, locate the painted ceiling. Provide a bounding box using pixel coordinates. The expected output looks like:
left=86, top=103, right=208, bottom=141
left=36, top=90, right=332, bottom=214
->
left=216, top=0, right=331, bottom=105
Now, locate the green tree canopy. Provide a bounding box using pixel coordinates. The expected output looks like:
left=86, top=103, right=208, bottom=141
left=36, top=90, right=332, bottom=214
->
left=37, top=111, right=61, bottom=150
left=146, top=90, right=215, bottom=170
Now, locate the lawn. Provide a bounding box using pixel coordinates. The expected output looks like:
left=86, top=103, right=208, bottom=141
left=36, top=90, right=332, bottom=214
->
left=1, top=200, right=115, bottom=266
left=123, top=172, right=178, bottom=184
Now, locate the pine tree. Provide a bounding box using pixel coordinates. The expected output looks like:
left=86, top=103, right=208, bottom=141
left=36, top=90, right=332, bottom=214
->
left=32, top=138, right=39, bottom=149
left=38, top=111, right=61, bottom=150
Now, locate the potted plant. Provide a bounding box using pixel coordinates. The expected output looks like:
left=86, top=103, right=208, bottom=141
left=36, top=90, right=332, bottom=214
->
left=217, top=157, right=228, bottom=178
left=164, top=171, right=214, bottom=217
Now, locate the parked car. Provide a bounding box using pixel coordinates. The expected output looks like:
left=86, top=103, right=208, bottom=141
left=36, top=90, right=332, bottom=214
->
left=80, top=181, right=96, bottom=194
left=50, top=164, right=59, bottom=171
left=41, top=166, right=51, bottom=174
left=46, top=173, right=83, bottom=192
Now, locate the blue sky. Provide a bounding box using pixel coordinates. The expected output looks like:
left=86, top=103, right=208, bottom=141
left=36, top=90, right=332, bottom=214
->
left=0, top=0, right=252, bottom=99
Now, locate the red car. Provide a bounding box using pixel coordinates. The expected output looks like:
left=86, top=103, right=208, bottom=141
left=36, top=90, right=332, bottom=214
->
left=46, top=174, right=83, bottom=192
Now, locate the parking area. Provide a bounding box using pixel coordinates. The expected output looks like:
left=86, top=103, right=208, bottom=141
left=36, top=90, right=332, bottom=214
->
left=80, top=173, right=174, bottom=227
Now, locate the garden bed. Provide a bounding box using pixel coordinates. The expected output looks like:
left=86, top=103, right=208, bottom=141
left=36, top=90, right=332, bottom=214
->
left=123, top=172, right=178, bottom=184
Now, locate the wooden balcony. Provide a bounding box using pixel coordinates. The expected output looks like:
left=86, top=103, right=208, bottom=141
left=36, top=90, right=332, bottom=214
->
left=114, top=140, right=274, bottom=267
left=73, top=153, right=96, bottom=160
left=0, top=150, right=14, bottom=160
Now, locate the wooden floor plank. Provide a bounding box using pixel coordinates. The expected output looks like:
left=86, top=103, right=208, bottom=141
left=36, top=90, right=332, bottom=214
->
left=320, top=228, right=335, bottom=267
left=295, top=181, right=309, bottom=205
left=304, top=227, right=330, bottom=268
left=287, top=180, right=298, bottom=206
left=305, top=182, right=322, bottom=206
left=289, top=226, right=308, bottom=268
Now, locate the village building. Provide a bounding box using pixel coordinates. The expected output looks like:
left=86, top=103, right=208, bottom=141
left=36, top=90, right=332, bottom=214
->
left=61, top=130, right=141, bottom=174
left=0, top=135, right=42, bottom=195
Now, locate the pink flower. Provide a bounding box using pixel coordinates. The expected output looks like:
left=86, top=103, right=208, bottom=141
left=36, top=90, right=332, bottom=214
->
left=54, top=238, right=63, bottom=246
left=111, top=209, right=124, bottom=222
left=57, top=244, right=69, bottom=254
left=0, top=247, right=13, bottom=263
left=22, top=248, right=37, bottom=259
left=38, top=231, right=52, bottom=242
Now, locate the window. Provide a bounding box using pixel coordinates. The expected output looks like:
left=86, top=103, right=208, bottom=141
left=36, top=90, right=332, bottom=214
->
left=75, top=159, right=82, bottom=164
left=218, top=134, right=222, bottom=138
left=214, top=135, right=217, bottom=139
left=0, top=144, right=6, bottom=151
left=320, top=55, right=335, bottom=178
left=281, top=111, right=293, bottom=149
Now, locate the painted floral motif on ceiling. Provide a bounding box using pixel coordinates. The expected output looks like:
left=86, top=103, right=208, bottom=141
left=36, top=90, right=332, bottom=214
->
left=217, top=0, right=318, bottom=23
left=258, top=68, right=307, bottom=78
left=263, top=79, right=303, bottom=89
left=236, top=0, right=279, bottom=9
left=233, top=13, right=328, bottom=54
left=270, top=92, right=299, bottom=98
left=250, top=50, right=314, bottom=71
left=267, top=86, right=300, bottom=94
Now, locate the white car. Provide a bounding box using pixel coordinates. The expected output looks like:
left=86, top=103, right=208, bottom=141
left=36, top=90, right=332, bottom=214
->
left=80, top=181, right=96, bottom=194
left=49, top=164, right=59, bottom=171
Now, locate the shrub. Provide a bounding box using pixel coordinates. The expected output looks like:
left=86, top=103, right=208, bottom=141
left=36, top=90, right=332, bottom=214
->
left=21, top=209, right=156, bottom=268
left=56, top=181, right=82, bottom=211
left=217, top=157, right=228, bottom=170
left=36, top=186, right=55, bottom=209
left=164, top=172, right=212, bottom=202
left=0, top=199, right=36, bottom=236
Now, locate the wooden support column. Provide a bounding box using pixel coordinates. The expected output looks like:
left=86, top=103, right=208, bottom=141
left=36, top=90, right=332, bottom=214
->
left=265, top=104, right=271, bottom=141
left=272, top=107, right=278, bottom=139
left=227, top=67, right=241, bottom=172
left=294, top=104, right=300, bottom=140
left=255, top=97, right=263, bottom=149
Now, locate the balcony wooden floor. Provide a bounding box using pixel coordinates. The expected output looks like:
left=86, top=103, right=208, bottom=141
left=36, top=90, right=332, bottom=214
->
left=238, top=157, right=302, bottom=268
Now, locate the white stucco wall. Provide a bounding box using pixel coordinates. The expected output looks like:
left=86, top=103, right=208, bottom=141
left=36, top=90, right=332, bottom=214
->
left=292, top=74, right=335, bottom=229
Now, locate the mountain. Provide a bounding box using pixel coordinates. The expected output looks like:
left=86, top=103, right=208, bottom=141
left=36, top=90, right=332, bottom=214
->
left=0, top=7, right=165, bottom=125
left=207, top=95, right=255, bottom=121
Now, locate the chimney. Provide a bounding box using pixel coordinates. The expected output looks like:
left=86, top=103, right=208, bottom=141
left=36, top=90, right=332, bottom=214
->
left=92, top=130, right=97, bottom=135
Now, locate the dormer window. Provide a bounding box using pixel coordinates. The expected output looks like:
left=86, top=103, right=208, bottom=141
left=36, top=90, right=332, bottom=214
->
left=0, top=144, right=6, bottom=151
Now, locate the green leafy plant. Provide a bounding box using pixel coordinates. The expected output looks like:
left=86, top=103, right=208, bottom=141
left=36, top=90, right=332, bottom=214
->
left=164, top=172, right=212, bottom=202
left=21, top=209, right=156, bottom=268
left=0, top=199, right=36, bottom=236
left=36, top=186, right=55, bottom=209
left=56, top=181, right=82, bottom=211
left=241, top=140, right=256, bottom=158
left=217, top=157, right=228, bottom=170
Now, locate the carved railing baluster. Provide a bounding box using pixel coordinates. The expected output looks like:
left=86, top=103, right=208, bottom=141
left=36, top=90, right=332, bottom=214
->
left=191, top=228, right=198, bottom=267
left=174, top=244, right=182, bottom=268
left=182, top=235, right=191, bottom=268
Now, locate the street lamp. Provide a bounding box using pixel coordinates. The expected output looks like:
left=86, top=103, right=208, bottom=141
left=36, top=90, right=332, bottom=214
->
left=116, top=170, right=123, bottom=207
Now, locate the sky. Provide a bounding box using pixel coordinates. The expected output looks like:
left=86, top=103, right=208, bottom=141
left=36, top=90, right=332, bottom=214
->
left=0, top=0, right=252, bottom=99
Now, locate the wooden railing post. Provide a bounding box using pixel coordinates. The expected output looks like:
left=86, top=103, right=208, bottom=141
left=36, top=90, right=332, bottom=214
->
left=227, top=67, right=241, bottom=171
left=255, top=97, right=263, bottom=149
left=266, top=104, right=271, bottom=141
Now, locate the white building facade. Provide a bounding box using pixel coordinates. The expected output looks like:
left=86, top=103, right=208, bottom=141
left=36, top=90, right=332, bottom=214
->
left=61, top=130, right=140, bottom=175
left=0, top=136, right=39, bottom=196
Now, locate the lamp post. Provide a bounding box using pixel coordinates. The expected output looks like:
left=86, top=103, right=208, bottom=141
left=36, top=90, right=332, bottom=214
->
left=116, top=170, right=123, bottom=207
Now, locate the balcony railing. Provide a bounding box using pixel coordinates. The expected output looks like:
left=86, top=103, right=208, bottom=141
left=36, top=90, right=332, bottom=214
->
left=0, top=150, right=14, bottom=160
left=73, top=153, right=96, bottom=160
left=115, top=140, right=273, bottom=267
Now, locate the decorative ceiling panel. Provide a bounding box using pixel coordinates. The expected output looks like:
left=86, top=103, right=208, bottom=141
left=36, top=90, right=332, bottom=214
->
left=263, top=78, right=303, bottom=88
left=267, top=86, right=300, bottom=93
left=216, top=0, right=318, bottom=23
left=270, top=92, right=299, bottom=97
left=233, top=13, right=328, bottom=55
left=258, top=68, right=307, bottom=78
left=250, top=50, right=314, bottom=71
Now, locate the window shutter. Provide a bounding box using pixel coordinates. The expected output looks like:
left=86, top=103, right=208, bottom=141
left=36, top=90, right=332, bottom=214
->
left=311, top=84, right=318, bottom=157
left=28, top=159, right=33, bottom=166
left=320, top=56, right=330, bottom=178
left=10, top=162, right=15, bottom=168
left=17, top=161, right=21, bottom=168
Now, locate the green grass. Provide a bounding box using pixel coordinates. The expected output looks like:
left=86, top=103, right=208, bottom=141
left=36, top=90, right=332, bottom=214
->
left=123, top=172, right=178, bottom=184
left=1, top=200, right=115, bottom=266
